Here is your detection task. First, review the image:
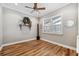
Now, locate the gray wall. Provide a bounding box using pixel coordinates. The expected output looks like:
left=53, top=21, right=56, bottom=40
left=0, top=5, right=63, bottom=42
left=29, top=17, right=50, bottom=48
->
left=0, top=6, right=3, bottom=47
left=2, top=8, right=37, bottom=44
left=40, top=4, right=78, bottom=48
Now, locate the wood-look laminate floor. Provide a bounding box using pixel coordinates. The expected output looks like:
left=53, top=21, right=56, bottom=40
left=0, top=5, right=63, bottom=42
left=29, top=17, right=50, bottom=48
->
left=0, top=40, right=77, bottom=56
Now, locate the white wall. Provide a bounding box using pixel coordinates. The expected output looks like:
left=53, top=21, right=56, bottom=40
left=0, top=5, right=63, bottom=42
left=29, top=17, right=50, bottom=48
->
left=2, top=8, right=37, bottom=45
left=0, top=6, right=3, bottom=47
left=40, top=3, right=78, bottom=48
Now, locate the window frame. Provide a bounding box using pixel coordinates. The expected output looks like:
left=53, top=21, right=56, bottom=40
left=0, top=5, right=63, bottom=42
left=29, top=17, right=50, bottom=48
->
left=42, top=14, right=63, bottom=35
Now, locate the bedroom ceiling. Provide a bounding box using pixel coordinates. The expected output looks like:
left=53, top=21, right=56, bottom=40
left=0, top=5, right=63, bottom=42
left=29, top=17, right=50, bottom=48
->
left=1, top=3, right=69, bottom=17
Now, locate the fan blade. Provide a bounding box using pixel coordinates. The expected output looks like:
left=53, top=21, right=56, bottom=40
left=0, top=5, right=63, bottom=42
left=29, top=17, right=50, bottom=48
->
left=36, top=8, right=45, bottom=10
left=25, top=6, right=33, bottom=9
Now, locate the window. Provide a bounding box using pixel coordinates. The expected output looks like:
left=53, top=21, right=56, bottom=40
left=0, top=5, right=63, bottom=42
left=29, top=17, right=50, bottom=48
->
left=43, top=15, right=63, bottom=34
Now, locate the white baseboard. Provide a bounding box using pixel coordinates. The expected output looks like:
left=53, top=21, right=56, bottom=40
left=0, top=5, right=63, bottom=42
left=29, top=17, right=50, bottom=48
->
left=42, top=38, right=76, bottom=51
left=2, top=38, right=36, bottom=48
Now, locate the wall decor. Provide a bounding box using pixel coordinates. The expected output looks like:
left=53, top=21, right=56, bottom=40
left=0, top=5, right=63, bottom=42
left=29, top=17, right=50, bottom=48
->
left=19, top=17, right=32, bottom=30
left=66, top=20, right=75, bottom=27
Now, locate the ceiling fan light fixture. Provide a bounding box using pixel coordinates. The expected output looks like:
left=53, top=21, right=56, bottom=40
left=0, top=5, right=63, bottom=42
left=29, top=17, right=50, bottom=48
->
left=14, top=3, right=18, bottom=6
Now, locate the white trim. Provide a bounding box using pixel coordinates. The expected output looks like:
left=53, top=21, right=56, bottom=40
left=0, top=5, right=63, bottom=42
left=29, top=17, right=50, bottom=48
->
left=42, top=38, right=76, bottom=50
left=2, top=38, right=35, bottom=48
